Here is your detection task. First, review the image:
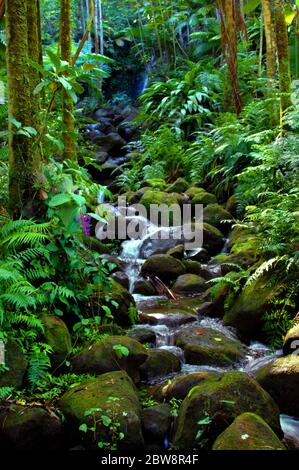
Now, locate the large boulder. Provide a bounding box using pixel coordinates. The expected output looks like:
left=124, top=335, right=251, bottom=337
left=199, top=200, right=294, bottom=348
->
left=203, top=204, right=232, bottom=232
left=0, top=340, right=27, bottom=389
left=215, top=250, right=257, bottom=275
left=58, top=371, right=144, bottom=450
left=175, top=327, right=246, bottom=366
left=0, top=405, right=62, bottom=451
left=283, top=325, right=299, bottom=355
left=141, top=255, right=186, bottom=282
left=93, top=132, right=127, bottom=156
left=41, top=315, right=72, bottom=369
left=111, top=271, right=130, bottom=290
left=150, top=372, right=219, bottom=401
left=223, top=272, right=286, bottom=338
left=166, top=178, right=189, bottom=194
left=173, top=371, right=282, bottom=449
left=256, top=355, right=299, bottom=417
left=142, top=404, right=172, bottom=446
left=173, top=274, right=207, bottom=295
left=202, top=223, right=224, bottom=254
left=128, top=327, right=156, bottom=346
left=96, top=279, right=137, bottom=327
left=133, top=278, right=156, bottom=296
left=166, top=244, right=185, bottom=260
left=212, top=413, right=286, bottom=450
left=139, top=350, right=181, bottom=381
left=186, top=187, right=217, bottom=206
left=71, top=336, right=148, bottom=381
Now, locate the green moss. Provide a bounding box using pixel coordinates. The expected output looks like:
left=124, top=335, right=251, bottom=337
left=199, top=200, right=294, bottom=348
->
left=203, top=204, right=232, bottom=230
left=173, top=274, right=206, bottom=295
left=41, top=315, right=72, bottom=368
left=0, top=340, right=27, bottom=389
left=141, top=254, right=186, bottom=281
left=166, top=178, right=189, bottom=193
left=213, top=413, right=286, bottom=450
left=96, top=279, right=137, bottom=327
left=140, top=190, right=184, bottom=210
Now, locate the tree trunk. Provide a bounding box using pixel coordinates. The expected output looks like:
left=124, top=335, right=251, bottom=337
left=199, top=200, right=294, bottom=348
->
left=60, top=0, right=76, bottom=160
left=273, top=0, right=292, bottom=123
left=6, top=0, right=41, bottom=217
left=80, top=0, right=86, bottom=35
left=98, top=0, right=104, bottom=55
left=93, top=0, right=99, bottom=53
left=262, top=0, right=276, bottom=81
left=0, top=0, right=4, bottom=19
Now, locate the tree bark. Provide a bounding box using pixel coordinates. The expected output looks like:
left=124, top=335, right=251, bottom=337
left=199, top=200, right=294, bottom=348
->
left=98, top=0, right=104, bottom=55
left=60, top=0, right=76, bottom=160
left=262, top=0, right=276, bottom=81
left=0, top=0, right=4, bottom=19
left=93, top=0, right=99, bottom=53
left=273, top=0, right=292, bottom=123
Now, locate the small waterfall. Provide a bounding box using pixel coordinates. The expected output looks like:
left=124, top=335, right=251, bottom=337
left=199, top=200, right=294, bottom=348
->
left=280, top=415, right=299, bottom=449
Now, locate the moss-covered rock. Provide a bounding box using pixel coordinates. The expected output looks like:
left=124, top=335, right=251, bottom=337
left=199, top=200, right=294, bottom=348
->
left=175, top=327, right=246, bottom=366
left=83, top=236, right=110, bottom=254
left=166, top=178, right=189, bottom=194
left=173, top=274, right=207, bottom=295
left=139, top=311, right=196, bottom=327
left=140, top=190, right=185, bottom=212
left=188, top=248, right=210, bottom=263
left=183, top=260, right=203, bottom=275
left=173, top=371, right=282, bottom=449
left=212, top=413, right=286, bottom=450
left=139, top=350, right=181, bottom=381
left=225, top=194, right=238, bottom=217
left=223, top=272, right=285, bottom=337
left=0, top=340, right=27, bottom=389
left=256, top=355, right=299, bottom=417
left=150, top=371, right=219, bottom=401
left=127, top=187, right=151, bottom=204
left=58, top=371, right=144, bottom=450
left=143, top=179, right=167, bottom=190
left=128, top=327, right=156, bottom=345
left=203, top=204, right=232, bottom=232
left=202, top=223, right=224, bottom=254
left=71, top=336, right=148, bottom=381
left=215, top=250, right=257, bottom=275
left=283, top=325, right=299, bottom=355
left=0, top=405, right=62, bottom=450
left=186, top=187, right=217, bottom=205
left=167, top=244, right=185, bottom=260
left=142, top=404, right=172, bottom=445
left=96, top=279, right=137, bottom=327
left=228, top=226, right=260, bottom=255
left=141, top=254, right=186, bottom=282
left=203, top=284, right=230, bottom=318
left=41, top=315, right=72, bottom=369
left=111, top=271, right=130, bottom=290
left=133, top=278, right=156, bottom=296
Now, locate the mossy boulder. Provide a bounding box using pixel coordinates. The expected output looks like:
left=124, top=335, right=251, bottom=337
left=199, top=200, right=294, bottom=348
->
left=127, top=187, right=151, bottom=204
left=256, top=355, right=299, bottom=417
left=140, top=190, right=185, bottom=212
left=96, top=279, right=137, bottom=327
left=141, top=254, right=186, bottom=282
left=83, top=236, right=110, bottom=254
left=143, top=178, right=167, bottom=190
left=212, top=413, right=286, bottom=450
left=0, top=340, right=27, bottom=389
left=228, top=226, right=259, bottom=255
left=167, top=244, right=185, bottom=260
left=175, top=326, right=246, bottom=366
left=173, top=274, right=207, bottom=295
left=142, top=404, right=172, bottom=445
left=215, top=250, right=257, bottom=275
left=71, top=336, right=148, bottom=381
left=41, top=315, right=72, bottom=369
left=283, top=325, right=299, bottom=355
left=133, top=278, right=156, bottom=296
left=111, top=271, right=130, bottom=290
left=128, top=327, right=156, bottom=346
left=223, top=272, right=285, bottom=337
left=166, top=178, right=189, bottom=194
left=58, top=371, right=144, bottom=450
left=0, top=405, right=62, bottom=451
left=183, top=260, right=204, bottom=276
left=150, top=371, right=219, bottom=401
left=188, top=248, right=210, bottom=263
left=203, top=204, right=232, bottom=232
left=173, top=371, right=282, bottom=449
left=186, top=187, right=217, bottom=205
left=182, top=222, right=223, bottom=255
left=202, top=223, right=224, bottom=254
left=139, top=350, right=181, bottom=381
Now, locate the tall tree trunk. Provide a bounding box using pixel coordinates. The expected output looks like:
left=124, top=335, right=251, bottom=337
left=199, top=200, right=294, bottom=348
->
left=80, top=0, right=86, bottom=35
left=98, top=0, right=104, bottom=55
left=273, top=0, right=292, bottom=123
left=6, top=0, right=41, bottom=217
left=263, top=0, right=276, bottom=81
left=93, top=0, right=99, bottom=53
left=60, top=0, right=76, bottom=160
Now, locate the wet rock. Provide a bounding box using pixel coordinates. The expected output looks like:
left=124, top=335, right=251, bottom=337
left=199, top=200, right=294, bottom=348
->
left=167, top=244, right=185, bottom=260
left=223, top=272, right=286, bottom=338
left=196, top=301, right=215, bottom=317
left=0, top=405, right=62, bottom=451
left=0, top=340, right=27, bottom=389
left=256, top=355, right=299, bottom=417
left=173, top=274, right=207, bottom=295
left=283, top=325, right=299, bottom=355
left=203, top=284, right=230, bottom=318
left=215, top=250, right=257, bottom=275
left=141, top=254, right=186, bottom=282
left=212, top=413, right=286, bottom=450
left=175, top=326, right=246, bottom=366
left=186, top=187, right=217, bottom=205
left=127, top=187, right=151, bottom=204
left=94, top=150, right=109, bottom=164
left=128, top=328, right=156, bottom=345
left=41, top=315, right=72, bottom=369
left=203, top=204, right=232, bottom=233
left=96, top=279, right=136, bottom=327
left=94, top=132, right=127, bottom=156
left=139, top=312, right=196, bottom=327
left=202, top=223, right=224, bottom=254
left=166, top=178, right=189, bottom=194
left=133, top=278, right=156, bottom=296
left=142, top=404, right=172, bottom=445
left=111, top=271, right=130, bottom=290
left=173, top=371, right=282, bottom=449
left=139, top=349, right=181, bottom=381
left=71, top=336, right=147, bottom=380
left=118, top=123, right=135, bottom=142
left=58, top=371, right=144, bottom=450
left=151, top=371, right=219, bottom=401
left=188, top=248, right=210, bottom=263
left=183, top=259, right=203, bottom=275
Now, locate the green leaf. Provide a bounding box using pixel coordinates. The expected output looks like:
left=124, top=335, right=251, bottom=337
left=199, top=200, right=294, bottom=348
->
left=33, top=81, right=47, bottom=95
left=48, top=193, right=72, bottom=207
left=57, top=76, right=72, bottom=91
left=243, top=0, right=261, bottom=14
left=82, top=63, right=98, bottom=72
left=198, top=417, right=212, bottom=426
left=8, top=118, right=22, bottom=129
left=79, top=423, right=88, bottom=433
left=102, top=415, right=112, bottom=427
